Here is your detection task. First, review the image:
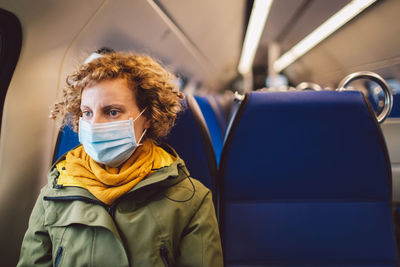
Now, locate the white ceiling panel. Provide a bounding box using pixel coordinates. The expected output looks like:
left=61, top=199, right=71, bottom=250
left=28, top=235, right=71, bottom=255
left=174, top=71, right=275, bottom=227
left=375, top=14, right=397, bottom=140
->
left=158, top=0, right=246, bottom=88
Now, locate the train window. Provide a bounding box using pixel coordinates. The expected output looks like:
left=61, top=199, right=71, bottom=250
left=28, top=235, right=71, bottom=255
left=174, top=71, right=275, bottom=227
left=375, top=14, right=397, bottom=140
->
left=0, top=8, right=22, bottom=134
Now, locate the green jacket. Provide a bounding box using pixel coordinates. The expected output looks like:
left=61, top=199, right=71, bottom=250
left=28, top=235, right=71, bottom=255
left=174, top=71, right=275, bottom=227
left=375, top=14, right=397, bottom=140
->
left=17, top=148, right=223, bottom=267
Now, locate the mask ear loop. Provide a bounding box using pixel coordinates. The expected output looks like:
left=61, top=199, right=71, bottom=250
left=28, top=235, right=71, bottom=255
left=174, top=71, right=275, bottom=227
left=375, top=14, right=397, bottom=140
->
left=133, top=108, right=147, bottom=122
left=137, top=128, right=147, bottom=145
left=133, top=107, right=148, bottom=145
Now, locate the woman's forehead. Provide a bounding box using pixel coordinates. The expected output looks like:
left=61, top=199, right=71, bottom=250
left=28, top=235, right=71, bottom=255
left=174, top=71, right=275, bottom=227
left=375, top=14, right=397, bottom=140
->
left=81, top=78, right=137, bottom=106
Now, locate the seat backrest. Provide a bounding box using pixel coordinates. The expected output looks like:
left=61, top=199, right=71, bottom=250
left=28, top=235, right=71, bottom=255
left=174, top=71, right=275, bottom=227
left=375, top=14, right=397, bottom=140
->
left=219, top=90, right=397, bottom=266
left=195, top=95, right=224, bottom=165
left=162, top=95, right=218, bottom=194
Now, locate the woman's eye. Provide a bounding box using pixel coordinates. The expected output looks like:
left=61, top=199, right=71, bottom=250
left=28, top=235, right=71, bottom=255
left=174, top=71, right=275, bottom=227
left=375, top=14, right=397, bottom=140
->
left=82, top=111, right=91, bottom=118
left=108, top=110, right=119, bottom=116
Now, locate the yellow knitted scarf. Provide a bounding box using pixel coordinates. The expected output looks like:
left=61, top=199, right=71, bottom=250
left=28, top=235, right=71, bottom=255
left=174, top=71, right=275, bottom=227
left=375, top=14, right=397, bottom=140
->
left=56, top=139, right=176, bottom=205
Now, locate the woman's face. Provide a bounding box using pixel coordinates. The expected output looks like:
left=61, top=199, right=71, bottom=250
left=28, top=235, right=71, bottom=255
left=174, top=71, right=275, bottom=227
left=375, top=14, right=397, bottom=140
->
left=80, top=78, right=150, bottom=142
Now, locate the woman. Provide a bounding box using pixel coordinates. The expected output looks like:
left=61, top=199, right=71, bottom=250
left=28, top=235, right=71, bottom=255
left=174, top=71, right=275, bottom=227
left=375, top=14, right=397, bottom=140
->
left=17, top=51, right=223, bottom=266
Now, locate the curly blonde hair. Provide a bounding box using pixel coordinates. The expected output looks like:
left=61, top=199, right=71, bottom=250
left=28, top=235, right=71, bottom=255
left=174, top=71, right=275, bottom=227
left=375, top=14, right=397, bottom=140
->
left=50, top=52, right=184, bottom=140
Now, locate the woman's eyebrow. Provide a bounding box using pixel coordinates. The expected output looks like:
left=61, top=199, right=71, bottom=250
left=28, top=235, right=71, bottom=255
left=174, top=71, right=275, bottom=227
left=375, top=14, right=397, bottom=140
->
left=102, top=104, right=126, bottom=110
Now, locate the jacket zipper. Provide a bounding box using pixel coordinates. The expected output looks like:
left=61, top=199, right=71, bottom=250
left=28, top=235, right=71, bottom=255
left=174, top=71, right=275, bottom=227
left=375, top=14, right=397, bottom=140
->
left=160, top=245, right=169, bottom=267
left=43, top=196, right=118, bottom=218
left=55, top=246, right=63, bottom=267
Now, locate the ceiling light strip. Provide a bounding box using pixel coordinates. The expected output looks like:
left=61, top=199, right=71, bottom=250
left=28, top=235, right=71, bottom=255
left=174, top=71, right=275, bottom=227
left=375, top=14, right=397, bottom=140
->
left=238, top=0, right=274, bottom=75
left=273, top=0, right=376, bottom=72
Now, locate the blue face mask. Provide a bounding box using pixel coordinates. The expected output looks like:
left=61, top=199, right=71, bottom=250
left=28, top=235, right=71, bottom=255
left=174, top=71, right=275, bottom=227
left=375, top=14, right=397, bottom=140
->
left=78, top=109, right=147, bottom=167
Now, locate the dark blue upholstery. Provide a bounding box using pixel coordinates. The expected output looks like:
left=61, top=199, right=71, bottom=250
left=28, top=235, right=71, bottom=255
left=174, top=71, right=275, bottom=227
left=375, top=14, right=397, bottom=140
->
left=195, top=96, right=224, bottom=165
left=53, top=125, right=79, bottom=163
left=220, top=91, right=397, bottom=266
left=161, top=95, right=218, bottom=194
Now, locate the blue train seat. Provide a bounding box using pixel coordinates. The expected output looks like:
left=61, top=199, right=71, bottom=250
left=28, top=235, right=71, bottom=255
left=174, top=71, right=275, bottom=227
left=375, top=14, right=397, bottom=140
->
left=195, top=95, right=224, bottom=165
left=219, top=91, right=398, bottom=266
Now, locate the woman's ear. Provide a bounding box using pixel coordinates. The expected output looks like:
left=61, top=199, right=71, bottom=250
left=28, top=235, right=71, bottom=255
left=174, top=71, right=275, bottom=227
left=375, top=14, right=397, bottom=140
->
left=144, top=119, right=151, bottom=129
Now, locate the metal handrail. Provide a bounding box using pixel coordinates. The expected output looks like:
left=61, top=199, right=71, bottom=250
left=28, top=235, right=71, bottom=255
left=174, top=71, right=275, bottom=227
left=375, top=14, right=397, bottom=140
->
left=337, top=71, right=393, bottom=123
